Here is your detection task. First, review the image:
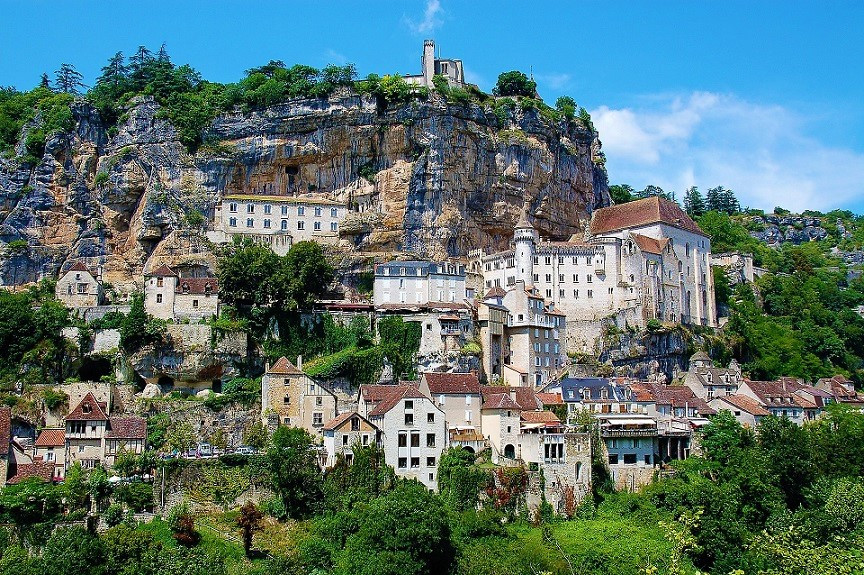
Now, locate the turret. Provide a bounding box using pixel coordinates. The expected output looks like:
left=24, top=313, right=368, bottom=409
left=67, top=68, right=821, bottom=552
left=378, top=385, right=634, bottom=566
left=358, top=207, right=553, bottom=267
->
left=422, top=40, right=436, bottom=85
left=514, top=202, right=538, bottom=288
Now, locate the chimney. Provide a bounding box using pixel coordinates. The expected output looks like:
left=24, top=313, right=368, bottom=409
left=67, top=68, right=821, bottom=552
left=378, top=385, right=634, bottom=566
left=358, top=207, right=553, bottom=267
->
left=265, top=361, right=270, bottom=373
left=509, top=389, right=517, bottom=403
left=297, top=355, right=303, bottom=371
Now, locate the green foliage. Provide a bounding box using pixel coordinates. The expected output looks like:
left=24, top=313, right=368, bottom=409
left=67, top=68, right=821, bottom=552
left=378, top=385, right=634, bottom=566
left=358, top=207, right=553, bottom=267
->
left=683, top=186, right=707, bottom=217
left=493, top=71, right=537, bottom=97
left=42, top=526, right=106, bottom=575
left=266, top=426, right=322, bottom=519
left=115, top=482, right=154, bottom=512
left=705, top=185, right=740, bottom=214
left=168, top=501, right=200, bottom=547
left=0, top=288, right=70, bottom=385
left=42, top=387, right=68, bottom=410
left=438, top=448, right=489, bottom=511
left=555, top=95, right=577, bottom=120
left=609, top=184, right=635, bottom=204
left=146, top=413, right=170, bottom=450
left=323, top=443, right=395, bottom=512
left=646, top=318, right=663, bottom=332
left=119, top=293, right=165, bottom=353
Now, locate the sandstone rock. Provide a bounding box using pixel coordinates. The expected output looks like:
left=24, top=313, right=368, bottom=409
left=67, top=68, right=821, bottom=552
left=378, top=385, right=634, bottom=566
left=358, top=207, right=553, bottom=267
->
left=141, top=383, right=162, bottom=399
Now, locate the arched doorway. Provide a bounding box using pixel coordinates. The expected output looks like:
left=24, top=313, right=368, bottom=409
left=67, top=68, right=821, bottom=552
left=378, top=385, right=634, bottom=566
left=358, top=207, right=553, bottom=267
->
left=504, top=444, right=515, bottom=459
left=157, top=375, right=175, bottom=392
left=462, top=446, right=475, bottom=455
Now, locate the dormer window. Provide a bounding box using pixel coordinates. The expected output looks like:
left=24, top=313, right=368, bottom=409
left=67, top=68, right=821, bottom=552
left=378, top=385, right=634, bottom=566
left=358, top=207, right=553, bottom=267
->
left=182, top=282, right=190, bottom=294
left=204, top=283, right=212, bottom=295
left=82, top=403, right=91, bottom=414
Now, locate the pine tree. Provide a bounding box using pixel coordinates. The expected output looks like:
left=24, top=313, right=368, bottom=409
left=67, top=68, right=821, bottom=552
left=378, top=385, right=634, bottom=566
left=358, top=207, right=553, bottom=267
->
left=683, top=186, right=706, bottom=217
left=39, top=73, right=52, bottom=90
left=54, top=63, right=85, bottom=94
left=706, top=186, right=739, bottom=215
left=157, top=43, right=171, bottom=63
left=97, top=51, right=127, bottom=88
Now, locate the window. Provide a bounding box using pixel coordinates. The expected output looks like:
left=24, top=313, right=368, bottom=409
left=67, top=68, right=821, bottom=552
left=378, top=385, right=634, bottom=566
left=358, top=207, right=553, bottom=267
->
left=263, top=219, right=271, bottom=229
left=156, top=294, right=162, bottom=303
left=426, top=433, right=436, bottom=447
left=192, top=299, right=198, bottom=308
left=313, top=413, right=323, bottom=426
left=229, top=217, right=237, bottom=227
left=331, top=222, right=338, bottom=231
left=587, top=290, right=593, bottom=298
left=427, top=457, right=436, bottom=467
left=545, top=257, right=551, bottom=265
left=405, top=400, right=414, bottom=409
left=283, top=395, right=290, bottom=404
left=404, top=413, right=414, bottom=425
left=398, top=433, right=407, bottom=447
left=608, top=454, right=619, bottom=464
left=351, top=417, right=360, bottom=431
left=545, top=274, right=551, bottom=282
left=247, top=204, right=254, bottom=213
left=587, top=274, right=593, bottom=283
left=398, top=457, right=407, bottom=468
left=342, top=435, right=349, bottom=446
left=410, top=433, right=420, bottom=447
left=297, top=206, right=305, bottom=216
left=316, top=396, right=323, bottom=406
left=281, top=220, right=288, bottom=230
left=559, top=274, right=565, bottom=282
left=362, top=434, right=369, bottom=445
left=410, top=457, right=420, bottom=468
left=314, top=221, right=321, bottom=231
left=246, top=218, right=254, bottom=228
left=281, top=205, right=288, bottom=215
left=229, top=202, right=237, bottom=213
left=264, top=204, right=271, bottom=215
left=331, top=207, right=338, bottom=217
left=314, top=206, right=322, bottom=217
left=465, top=410, right=472, bottom=422
left=427, top=412, right=435, bottom=423
left=623, top=454, right=637, bottom=464
left=297, top=221, right=305, bottom=230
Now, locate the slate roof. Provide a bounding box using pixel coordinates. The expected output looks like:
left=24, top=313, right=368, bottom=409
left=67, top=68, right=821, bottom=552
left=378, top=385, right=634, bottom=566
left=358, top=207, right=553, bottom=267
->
left=176, top=278, right=219, bottom=295
left=689, top=351, right=712, bottom=363
left=106, top=416, right=146, bottom=439
left=591, top=196, right=705, bottom=236
left=7, top=462, right=54, bottom=484
left=481, top=393, right=521, bottom=410
left=368, top=386, right=428, bottom=417
left=34, top=428, right=65, bottom=447
left=375, top=302, right=469, bottom=312
left=631, top=234, right=669, bottom=255
left=559, top=378, right=626, bottom=403
left=0, top=407, right=10, bottom=449
left=715, top=394, right=770, bottom=416
left=481, top=386, right=543, bottom=411
left=149, top=264, right=178, bottom=277
left=67, top=392, right=108, bottom=421
left=268, top=357, right=304, bottom=376
left=423, top=372, right=481, bottom=395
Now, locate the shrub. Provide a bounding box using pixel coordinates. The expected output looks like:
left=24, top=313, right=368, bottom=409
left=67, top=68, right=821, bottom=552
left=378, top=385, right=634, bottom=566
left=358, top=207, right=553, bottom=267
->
left=493, top=71, right=536, bottom=97
left=168, top=501, right=200, bottom=547
left=646, top=319, right=663, bottom=332
left=42, top=388, right=68, bottom=410
left=114, top=482, right=153, bottom=512
left=93, top=172, right=110, bottom=187
left=556, top=96, right=577, bottom=120
left=102, top=503, right=124, bottom=527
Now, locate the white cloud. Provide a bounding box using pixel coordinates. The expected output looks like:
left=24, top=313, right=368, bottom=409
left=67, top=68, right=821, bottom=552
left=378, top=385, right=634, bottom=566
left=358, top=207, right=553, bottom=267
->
left=534, top=72, right=572, bottom=92
left=325, top=49, right=348, bottom=65
left=592, top=93, right=864, bottom=212
left=404, top=0, right=444, bottom=34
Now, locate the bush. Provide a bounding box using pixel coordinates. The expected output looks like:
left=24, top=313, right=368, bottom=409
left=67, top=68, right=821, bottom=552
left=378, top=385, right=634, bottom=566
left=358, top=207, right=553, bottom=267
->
left=93, top=172, right=110, bottom=187
left=646, top=319, right=663, bottom=332
left=493, top=71, right=536, bottom=97
left=114, top=482, right=153, bottom=512
left=42, top=388, right=68, bottom=410
left=102, top=503, right=124, bottom=527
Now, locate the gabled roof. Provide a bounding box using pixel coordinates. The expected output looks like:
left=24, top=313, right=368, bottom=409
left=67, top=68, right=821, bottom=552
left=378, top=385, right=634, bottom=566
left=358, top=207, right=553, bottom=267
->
left=7, top=462, right=54, bottom=484
left=149, top=264, right=178, bottom=278
left=715, top=394, right=770, bottom=416
left=481, top=386, right=543, bottom=411
left=536, top=392, right=564, bottom=406
left=689, top=351, right=712, bottom=362
left=0, top=407, right=10, bottom=448
left=630, top=383, right=716, bottom=415
left=106, top=416, right=146, bottom=439
left=66, top=261, right=97, bottom=275
left=484, top=286, right=507, bottom=299
left=268, top=357, right=304, bottom=376
left=559, top=378, right=626, bottom=403
left=520, top=410, right=561, bottom=424
left=323, top=411, right=378, bottom=432
left=368, top=386, right=428, bottom=417
left=34, top=428, right=64, bottom=447
left=67, top=392, right=108, bottom=421
left=591, top=196, right=705, bottom=236
left=176, top=278, right=219, bottom=295
left=631, top=234, right=669, bottom=255
left=422, top=372, right=481, bottom=395
left=743, top=380, right=815, bottom=409
left=481, top=393, right=520, bottom=410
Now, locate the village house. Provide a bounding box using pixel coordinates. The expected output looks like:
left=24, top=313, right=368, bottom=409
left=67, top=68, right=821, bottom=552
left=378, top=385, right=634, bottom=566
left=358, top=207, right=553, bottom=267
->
left=816, top=375, right=864, bottom=410
left=33, top=428, right=65, bottom=479
left=366, top=384, right=446, bottom=490
left=144, top=264, right=219, bottom=321
left=210, top=194, right=347, bottom=256
left=738, top=379, right=819, bottom=424
left=598, top=413, right=659, bottom=491
left=479, top=391, right=521, bottom=461
left=709, top=394, right=770, bottom=428
left=65, top=392, right=147, bottom=470
left=404, top=39, right=467, bottom=88
left=260, top=356, right=338, bottom=438
left=472, top=196, right=717, bottom=353
left=558, top=377, right=632, bottom=416
left=418, top=372, right=482, bottom=434
left=682, top=352, right=744, bottom=400
left=321, top=412, right=381, bottom=468
left=55, top=262, right=104, bottom=309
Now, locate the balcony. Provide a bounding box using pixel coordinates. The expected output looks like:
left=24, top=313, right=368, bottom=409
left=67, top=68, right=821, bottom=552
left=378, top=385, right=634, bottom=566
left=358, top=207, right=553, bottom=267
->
left=600, top=428, right=657, bottom=438
left=440, top=327, right=462, bottom=336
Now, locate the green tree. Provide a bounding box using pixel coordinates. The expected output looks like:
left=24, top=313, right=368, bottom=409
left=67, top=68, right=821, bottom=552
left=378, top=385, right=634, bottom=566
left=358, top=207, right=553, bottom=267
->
left=609, top=184, right=634, bottom=205
left=437, top=447, right=488, bottom=511
left=323, top=443, right=395, bottom=511
left=281, top=240, right=335, bottom=310
left=217, top=237, right=282, bottom=312
left=493, top=71, right=537, bottom=97
left=166, top=420, right=196, bottom=454
left=683, top=186, right=706, bottom=217
left=555, top=96, right=576, bottom=120
left=266, top=426, right=322, bottom=519
left=119, top=293, right=164, bottom=353
left=706, top=186, right=739, bottom=214
left=54, top=63, right=86, bottom=95
left=757, top=415, right=814, bottom=509
left=335, top=481, right=456, bottom=575
left=41, top=526, right=106, bottom=575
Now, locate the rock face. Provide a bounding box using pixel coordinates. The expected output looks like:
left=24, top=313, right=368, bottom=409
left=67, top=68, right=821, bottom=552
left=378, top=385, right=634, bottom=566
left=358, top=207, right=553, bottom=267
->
left=0, top=91, right=609, bottom=290
left=748, top=214, right=828, bottom=246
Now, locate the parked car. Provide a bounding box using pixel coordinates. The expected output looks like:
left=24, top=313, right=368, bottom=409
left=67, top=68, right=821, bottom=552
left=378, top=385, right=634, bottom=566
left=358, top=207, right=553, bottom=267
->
left=234, top=445, right=257, bottom=455
left=198, top=443, right=213, bottom=457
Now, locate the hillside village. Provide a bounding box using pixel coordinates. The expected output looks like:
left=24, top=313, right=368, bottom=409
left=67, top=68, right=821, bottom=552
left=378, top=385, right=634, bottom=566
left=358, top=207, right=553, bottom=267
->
left=2, top=38, right=864, bottom=575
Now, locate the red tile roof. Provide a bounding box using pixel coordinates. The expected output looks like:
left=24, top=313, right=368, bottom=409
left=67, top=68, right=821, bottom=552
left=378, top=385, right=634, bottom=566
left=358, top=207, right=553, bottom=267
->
left=716, top=394, right=770, bottom=417
left=520, top=410, right=561, bottom=424
left=34, top=428, right=65, bottom=447
left=7, top=462, right=55, bottom=484
left=591, top=196, right=705, bottom=236
left=0, top=407, right=10, bottom=449
left=484, top=287, right=507, bottom=299
left=66, top=261, right=96, bottom=275
left=106, top=416, right=146, bottom=440
left=368, top=386, right=428, bottom=417
left=481, top=386, right=543, bottom=411
left=423, top=372, right=481, bottom=395
left=175, top=277, right=219, bottom=295
left=481, top=393, right=521, bottom=410
left=536, top=392, right=564, bottom=406
left=631, top=234, right=669, bottom=255
left=268, top=357, right=304, bottom=375
left=323, top=412, right=377, bottom=431
left=149, top=264, right=178, bottom=277
left=744, top=380, right=816, bottom=409
left=66, top=392, right=108, bottom=421
left=630, top=383, right=716, bottom=415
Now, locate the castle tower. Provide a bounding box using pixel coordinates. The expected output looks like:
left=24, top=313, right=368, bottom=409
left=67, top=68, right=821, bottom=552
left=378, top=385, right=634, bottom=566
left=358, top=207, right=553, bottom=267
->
left=422, top=39, right=435, bottom=86
left=514, top=202, right=538, bottom=288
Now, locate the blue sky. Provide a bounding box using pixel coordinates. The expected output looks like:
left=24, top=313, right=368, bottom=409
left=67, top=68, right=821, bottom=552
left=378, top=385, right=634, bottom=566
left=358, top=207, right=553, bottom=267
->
left=2, top=0, right=863, bottom=213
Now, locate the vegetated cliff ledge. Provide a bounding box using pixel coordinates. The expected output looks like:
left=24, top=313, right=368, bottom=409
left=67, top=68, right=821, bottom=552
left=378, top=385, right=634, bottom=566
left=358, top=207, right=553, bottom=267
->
left=0, top=90, right=609, bottom=291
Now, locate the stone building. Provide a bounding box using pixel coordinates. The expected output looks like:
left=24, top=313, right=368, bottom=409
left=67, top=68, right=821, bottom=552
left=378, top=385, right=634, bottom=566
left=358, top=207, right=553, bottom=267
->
left=404, top=39, right=466, bottom=88
left=65, top=392, right=146, bottom=470
left=210, top=194, right=347, bottom=256
left=144, top=264, right=219, bottom=321
left=55, top=262, right=103, bottom=309
left=418, top=372, right=482, bottom=435
left=682, top=352, right=744, bottom=400
left=33, top=428, right=65, bottom=479
left=366, top=384, right=446, bottom=490
left=709, top=394, right=769, bottom=428
left=373, top=261, right=466, bottom=307
left=322, top=412, right=380, bottom=467
left=473, top=196, right=717, bottom=352
left=260, top=357, right=338, bottom=438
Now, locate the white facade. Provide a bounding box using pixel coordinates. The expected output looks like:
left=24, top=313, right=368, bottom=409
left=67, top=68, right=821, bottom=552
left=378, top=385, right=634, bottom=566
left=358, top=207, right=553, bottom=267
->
left=373, top=261, right=466, bottom=306
left=404, top=39, right=466, bottom=88
left=55, top=263, right=103, bottom=309
left=143, top=266, right=219, bottom=321
left=210, top=195, right=347, bottom=256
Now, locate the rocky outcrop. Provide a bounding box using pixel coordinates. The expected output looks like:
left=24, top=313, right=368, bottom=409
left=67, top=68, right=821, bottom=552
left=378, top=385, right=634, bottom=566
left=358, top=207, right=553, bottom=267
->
left=747, top=214, right=828, bottom=246
left=0, top=91, right=609, bottom=291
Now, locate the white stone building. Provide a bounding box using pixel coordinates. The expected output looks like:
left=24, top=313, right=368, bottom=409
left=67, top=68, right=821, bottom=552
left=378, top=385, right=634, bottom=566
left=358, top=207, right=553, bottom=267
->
left=418, top=372, right=482, bottom=435
left=322, top=412, right=380, bottom=468
left=472, top=197, right=717, bottom=352
left=55, top=262, right=103, bottom=309
left=366, top=384, right=446, bottom=490
left=144, top=265, right=219, bottom=321
left=404, top=39, right=466, bottom=88
left=210, top=194, right=347, bottom=256
left=373, top=260, right=466, bottom=307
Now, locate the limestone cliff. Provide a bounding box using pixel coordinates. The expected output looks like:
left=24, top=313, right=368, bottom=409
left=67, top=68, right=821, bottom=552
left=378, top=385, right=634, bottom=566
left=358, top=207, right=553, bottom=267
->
left=0, top=91, right=609, bottom=292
